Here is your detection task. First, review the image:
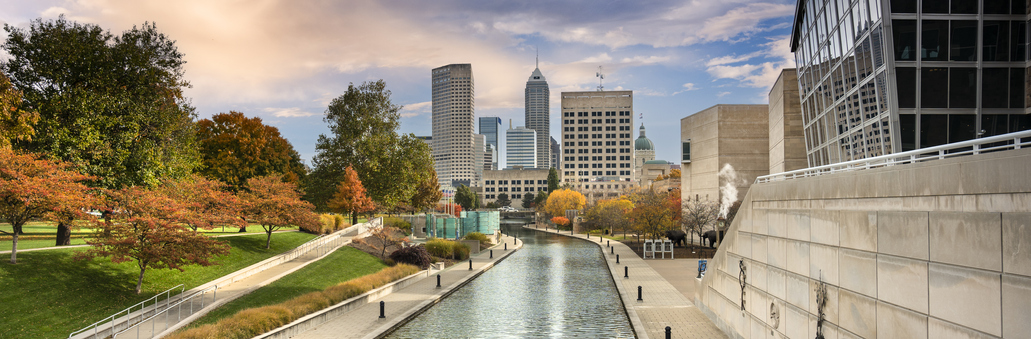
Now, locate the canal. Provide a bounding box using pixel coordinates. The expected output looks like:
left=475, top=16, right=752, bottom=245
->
left=385, top=223, right=635, bottom=338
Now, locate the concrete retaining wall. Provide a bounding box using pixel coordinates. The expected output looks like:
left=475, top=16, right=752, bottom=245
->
left=697, top=148, right=1031, bottom=339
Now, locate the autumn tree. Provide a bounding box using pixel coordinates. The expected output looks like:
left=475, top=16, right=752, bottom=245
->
left=410, top=170, right=443, bottom=212
left=195, top=111, right=307, bottom=191
left=241, top=175, right=320, bottom=249
left=0, top=149, right=95, bottom=263
left=308, top=81, right=435, bottom=211
left=584, top=198, right=633, bottom=237
left=543, top=189, right=587, bottom=219
left=327, top=166, right=375, bottom=225
left=2, top=17, right=200, bottom=189
left=0, top=72, right=37, bottom=149
left=627, top=189, right=679, bottom=240
left=81, top=186, right=231, bottom=293
left=522, top=192, right=535, bottom=208
left=551, top=216, right=570, bottom=228
left=495, top=193, right=511, bottom=207
left=158, top=175, right=245, bottom=232
left=665, top=168, right=682, bottom=180
left=682, top=196, right=719, bottom=244
left=436, top=203, right=462, bottom=217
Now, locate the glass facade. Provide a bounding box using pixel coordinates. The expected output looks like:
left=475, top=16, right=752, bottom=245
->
left=791, top=0, right=1031, bottom=167
left=506, top=126, right=537, bottom=169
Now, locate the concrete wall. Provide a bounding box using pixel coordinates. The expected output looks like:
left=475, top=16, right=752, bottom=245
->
left=681, top=104, right=769, bottom=204
left=696, top=147, right=1031, bottom=339
left=768, top=69, right=807, bottom=174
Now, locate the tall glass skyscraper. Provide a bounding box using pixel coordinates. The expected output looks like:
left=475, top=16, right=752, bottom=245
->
left=478, top=116, right=502, bottom=170
left=791, top=0, right=1031, bottom=167
left=431, top=64, right=476, bottom=188
left=506, top=126, right=537, bottom=169
left=525, top=63, right=551, bottom=169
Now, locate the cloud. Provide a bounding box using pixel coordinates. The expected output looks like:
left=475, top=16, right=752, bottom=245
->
left=673, top=82, right=699, bottom=95
left=717, top=91, right=731, bottom=97
left=400, top=101, right=432, bottom=118
left=704, top=35, right=795, bottom=89
left=264, top=107, right=317, bottom=118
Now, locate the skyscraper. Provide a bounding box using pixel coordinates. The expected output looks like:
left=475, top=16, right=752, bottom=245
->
left=550, top=137, right=560, bottom=170
left=506, top=125, right=537, bottom=169
left=525, top=60, right=550, bottom=169
left=478, top=116, right=502, bottom=170
left=431, top=64, right=475, bottom=188
left=559, top=90, right=635, bottom=183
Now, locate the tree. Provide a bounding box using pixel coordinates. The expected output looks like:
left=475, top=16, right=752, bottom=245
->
left=533, top=191, right=548, bottom=211
left=158, top=175, right=245, bottom=232
left=240, top=175, right=320, bottom=249
left=627, top=189, right=679, bottom=240
left=584, top=198, right=633, bottom=237
left=522, top=192, right=535, bottom=208
left=495, top=193, right=511, bottom=207
left=682, top=196, right=720, bottom=244
left=665, top=168, right=682, bottom=180
left=2, top=17, right=200, bottom=189
left=327, top=166, right=375, bottom=225
left=543, top=189, right=586, bottom=219
left=81, top=186, right=231, bottom=293
left=454, top=184, right=477, bottom=211
left=0, top=149, right=95, bottom=263
left=551, top=216, right=570, bottom=228
left=547, top=168, right=559, bottom=193
left=436, top=203, right=462, bottom=217
left=196, top=111, right=307, bottom=191
left=308, top=80, right=434, bottom=211
left=410, top=170, right=443, bottom=211
left=0, top=71, right=37, bottom=149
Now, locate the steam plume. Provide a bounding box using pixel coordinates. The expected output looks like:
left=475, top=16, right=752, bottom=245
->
left=718, top=163, right=737, bottom=219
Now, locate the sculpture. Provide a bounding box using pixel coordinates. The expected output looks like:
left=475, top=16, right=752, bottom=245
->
left=664, top=230, right=687, bottom=247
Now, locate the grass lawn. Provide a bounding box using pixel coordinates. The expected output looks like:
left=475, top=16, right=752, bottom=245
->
left=0, top=232, right=318, bottom=339
left=188, top=246, right=387, bottom=327
left=0, top=221, right=302, bottom=252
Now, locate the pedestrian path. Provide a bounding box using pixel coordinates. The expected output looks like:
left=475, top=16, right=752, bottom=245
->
left=524, top=226, right=727, bottom=339
left=287, top=234, right=523, bottom=339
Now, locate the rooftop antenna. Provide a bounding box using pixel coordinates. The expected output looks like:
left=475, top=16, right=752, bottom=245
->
left=536, top=46, right=539, bottom=69
left=595, top=66, right=605, bottom=91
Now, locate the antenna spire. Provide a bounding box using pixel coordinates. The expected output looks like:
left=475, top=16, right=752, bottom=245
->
left=595, top=66, right=605, bottom=91
left=535, top=46, right=539, bottom=68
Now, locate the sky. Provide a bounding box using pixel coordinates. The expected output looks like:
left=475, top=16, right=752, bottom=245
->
left=0, top=0, right=797, bottom=168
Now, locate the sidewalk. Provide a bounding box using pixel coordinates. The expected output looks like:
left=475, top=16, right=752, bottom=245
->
left=524, top=226, right=726, bottom=339
left=287, top=234, right=523, bottom=339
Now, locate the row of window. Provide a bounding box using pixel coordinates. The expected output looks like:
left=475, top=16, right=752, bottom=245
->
left=895, top=67, right=1026, bottom=109
left=563, top=148, right=632, bottom=154
left=562, top=111, right=632, bottom=117
left=892, top=19, right=1028, bottom=62
left=562, top=118, right=632, bottom=124
left=484, top=186, right=548, bottom=192
left=564, top=155, right=632, bottom=161
left=483, top=180, right=548, bottom=185
left=890, top=0, right=1027, bottom=15
left=564, top=163, right=631, bottom=169
left=898, top=113, right=1030, bottom=150
left=564, top=141, right=631, bottom=146
left=563, top=126, right=631, bottom=132
left=564, top=170, right=632, bottom=176
left=563, top=133, right=632, bottom=139
left=484, top=194, right=525, bottom=200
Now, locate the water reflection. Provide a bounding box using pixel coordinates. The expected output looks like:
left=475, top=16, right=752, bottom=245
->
left=385, top=224, right=635, bottom=338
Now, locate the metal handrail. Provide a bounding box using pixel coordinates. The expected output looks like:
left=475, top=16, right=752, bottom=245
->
left=755, top=130, right=1031, bottom=184
left=69, top=284, right=185, bottom=339
left=112, top=285, right=218, bottom=339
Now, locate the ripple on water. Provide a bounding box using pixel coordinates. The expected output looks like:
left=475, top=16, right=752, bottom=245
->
left=385, top=226, right=635, bottom=338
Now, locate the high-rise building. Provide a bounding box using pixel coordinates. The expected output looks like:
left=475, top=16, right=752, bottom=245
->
left=525, top=62, right=550, bottom=169
left=431, top=64, right=476, bottom=188
left=478, top=116, right=502, bottom=170
left=506, top=125, right=537, bottom=169
left=473, top=134, right=485, bottom=186
left=790, top=0, right=1030, bottom=167
left=550, top=137, right=560, bottom=170
left=634, top=124, right=655, bottom=181
left=483, top=144, right=496, bottom=171
left=559, top=91, right=635, bottom=183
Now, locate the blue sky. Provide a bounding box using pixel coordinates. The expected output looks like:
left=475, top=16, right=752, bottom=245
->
left=0, top=0, right=797, bottom=167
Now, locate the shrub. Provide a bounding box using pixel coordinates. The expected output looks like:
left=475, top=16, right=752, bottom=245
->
left=462, top=232, right=492, bottom=248
left=388, top=245, right=431, bottom=269
left=382, top=216, right=412, bottom=234
left=424, top=238, right=469, bottom=260
left=333, top=215, right=347, bottom=230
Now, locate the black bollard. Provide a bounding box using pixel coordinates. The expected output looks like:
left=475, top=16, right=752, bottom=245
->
left=665, top=326, right=671, bottom=339
left=611, top=246, right=614, bottom=254
left=505, top=243, right=508, bottom=250
left=379, top=301, right=386, bottom=318
left=617, top=254, right=620, bottom=263
left=513, top=238, right=516, bottom=245
left=607, top=240, right=610, bottom=247
left=637, top=286, right=642, bottom=301
left=469, top=259, right=473, bottom=270
left=624, top=266, right=628, bottom=278
left=436, top=274, right=441, bottom=288
left=490, top=249, right=493, bottom=259
left=587, top=232, right=590, bottom=239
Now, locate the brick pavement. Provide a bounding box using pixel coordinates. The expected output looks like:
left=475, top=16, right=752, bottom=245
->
left=525, top=226, right=727, bottom=339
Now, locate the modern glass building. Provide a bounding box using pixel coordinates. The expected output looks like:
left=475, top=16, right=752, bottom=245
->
left=506, top=126, right=537, bottom=169
left=478, top=116, right=502, bottom=152
left=791, top=0, right=1031, bottom=167
left=525, top=64, right=551, bottom=169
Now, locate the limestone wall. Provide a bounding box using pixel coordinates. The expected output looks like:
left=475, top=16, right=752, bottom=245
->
left=696, top=147, right=1031, bottom=339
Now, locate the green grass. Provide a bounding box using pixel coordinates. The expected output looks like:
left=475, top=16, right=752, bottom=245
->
left=188, top=246, right=387, bottom=327
left=0, top=221, right=301, bottom=252
left=0, top=232, right=318, bottom=339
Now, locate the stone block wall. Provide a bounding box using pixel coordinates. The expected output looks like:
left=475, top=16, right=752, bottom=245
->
left=696, top=148, right=1031, bottom=339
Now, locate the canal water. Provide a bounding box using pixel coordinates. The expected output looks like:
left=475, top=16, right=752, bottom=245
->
left=385, top=223, right=636, bottom=338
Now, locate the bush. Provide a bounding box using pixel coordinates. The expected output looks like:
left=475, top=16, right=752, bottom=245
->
left=388, top=245, right=431, bottom=269
left=424, top=238, right=470, bottom=260
left=462, top=232, right=492, bottom=248
left=382, top=216, right=411, bottom=235
left=334, top=215, right=347, bottom=230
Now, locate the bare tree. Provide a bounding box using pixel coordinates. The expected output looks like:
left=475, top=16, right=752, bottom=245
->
left=682, top=196, right=719, bottom=246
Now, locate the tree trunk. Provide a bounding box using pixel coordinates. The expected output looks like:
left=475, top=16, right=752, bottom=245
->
left=351, top=212, right=358, bottom=226
left=266, top=230, right=273, bottom=249
left=136, top=266, right=147, bottom=294
left=10, top=230, right=18, bottom=264
left=56, top=222, right=72, bottom=246
left=239, top=226, right=247, bottom=232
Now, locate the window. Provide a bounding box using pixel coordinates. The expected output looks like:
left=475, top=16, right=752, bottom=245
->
left=1010, top=68, right=1026, bottom=108
left=983, top=21, right=1010, bottom=62
left=893, top=20, right=917, bottom=60
left=985, top=0, right=1009, bottom=14
left=983, top=68, right=1009, bottom=108
left=949, top=115, right=976, bottom=143
left=950, top=68, right=976, bottom=108
left=891, top=0, right=916, bottom=13
left=682, top=141, right=691, bottom=162
left=896, top=67, right=916, bottom=108
left=922, top=20, right=949, bottom=61
left=1011, top=21, right=1026, bottom=62
left=950, top=21, right=977, bottom=61
left=921, top=114, right=948, bottom=147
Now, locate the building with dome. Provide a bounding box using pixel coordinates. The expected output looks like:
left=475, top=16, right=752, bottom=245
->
left=634, top=124, right=656, bottom=180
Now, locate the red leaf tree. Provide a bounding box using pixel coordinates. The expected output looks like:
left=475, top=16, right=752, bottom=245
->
left=158, top=174, right=246, bottom=232
left=0, top=149, right=95, bottom=264
left=240, top=175, right=320, bottom=249
left=81, top=186, right=231, bottom=293
left=327, top=166, right=375, bottom=225
left=435, top=203, right=462, bottom=217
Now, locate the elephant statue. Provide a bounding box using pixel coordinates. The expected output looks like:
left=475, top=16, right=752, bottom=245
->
left=702, top=230, right=727, bottom=248
left=664, top=230, right=687, bottom=247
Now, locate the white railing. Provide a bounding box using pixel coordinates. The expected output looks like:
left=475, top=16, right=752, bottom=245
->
left=68, top=284, right=185, bottom=339
left=755, top=130, right=1031, bottom=184
left=111, top=285, right=218, bottom=339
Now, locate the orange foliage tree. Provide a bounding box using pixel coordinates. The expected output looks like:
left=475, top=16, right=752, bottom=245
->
left=551, top=216, right=570, bottom=228
left=240, top=175, right=320, bottom=249
left=327, top=166, right=375, bottom=225
left=82, top=186, right=231, bottom=293
left=543, top=188, right=586, bottom=218
left=196, top=111, right=307, bottom=191
left=627, top=188, right=680, bottom=240
left=0, top=149, right=95, bottom=264
left=158, top=174, right=245, bottom=232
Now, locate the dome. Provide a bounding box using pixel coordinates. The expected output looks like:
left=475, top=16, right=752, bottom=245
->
left=634, top=124, right=654, bottom=151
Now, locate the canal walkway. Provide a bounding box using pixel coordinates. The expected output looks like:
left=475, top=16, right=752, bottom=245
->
left=286, top=233, right=523, bottom=339
left=524, top=225, right=727, bottom=339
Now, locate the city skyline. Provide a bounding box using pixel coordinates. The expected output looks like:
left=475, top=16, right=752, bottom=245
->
left=0, top=0, right=797, bottom=166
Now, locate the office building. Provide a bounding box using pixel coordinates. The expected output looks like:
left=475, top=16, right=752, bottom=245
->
left=790, top=0, right=1030, bottom=167
left=550, top=137, right=560, bottom=170
left=525, top=63, right=551, bottom=169
left=480, top=167, right=553, bottom=203
left=483, top=144, right=496, bottom=171
left=431, top=64, right=476, bottom=188
left=478, top=116, right=502, bottom=170
left=680, top=104, right=769, bottom=203
left=473, top=134, right=485, bottom=186
left=559, top=91, right=635, bottom=183
left=506, top=125, right=537, bottom=169
left=769, top=68, right=807, bottom=173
